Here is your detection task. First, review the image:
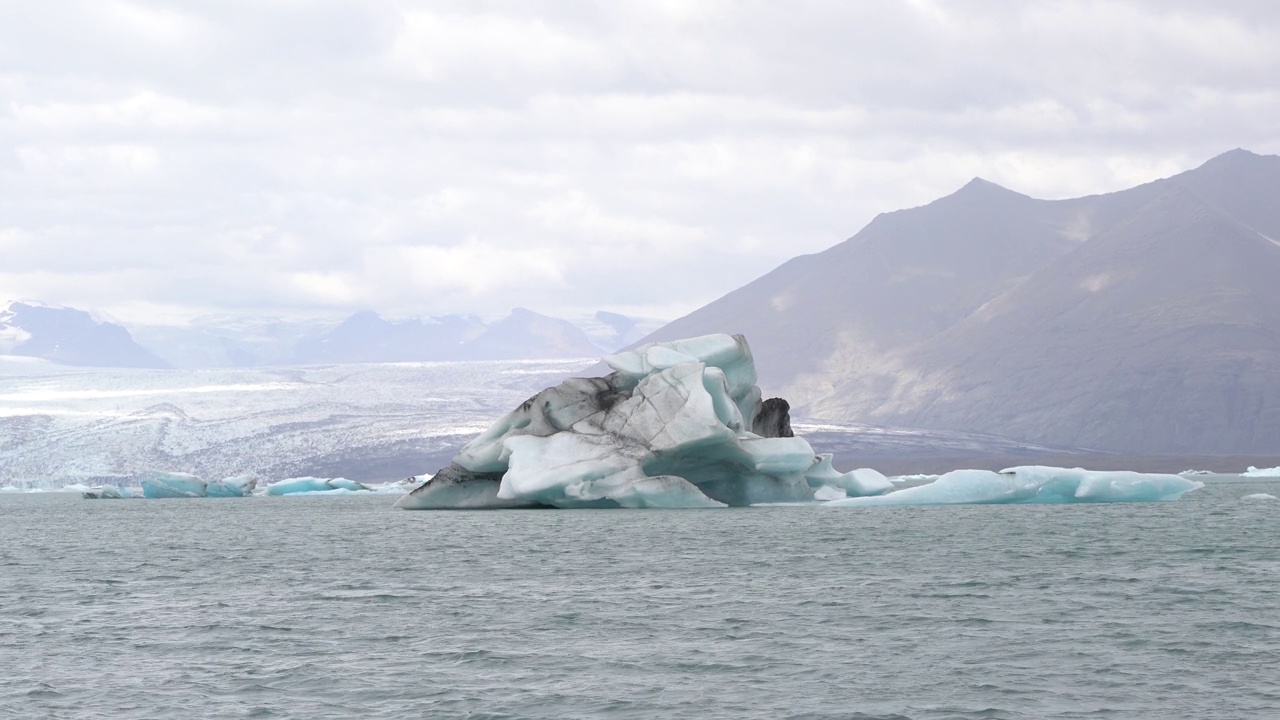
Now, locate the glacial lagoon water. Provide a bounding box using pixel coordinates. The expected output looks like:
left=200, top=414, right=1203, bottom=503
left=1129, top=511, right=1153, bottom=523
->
left=2, top=479, right=1277, bottom=719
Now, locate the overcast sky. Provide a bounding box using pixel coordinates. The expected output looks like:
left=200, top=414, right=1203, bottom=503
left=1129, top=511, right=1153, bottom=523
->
left=2, top=1, right=1278, bottom=325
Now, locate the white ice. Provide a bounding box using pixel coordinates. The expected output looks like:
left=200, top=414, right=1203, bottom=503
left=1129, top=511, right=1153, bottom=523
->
left=1242, top=466, right=1280, bottom=477
left=826, top=466, right=1204, bottom=506
left=1242, top=493, right=1277, bottom=501
left=81, top=485, right=134, bottom=499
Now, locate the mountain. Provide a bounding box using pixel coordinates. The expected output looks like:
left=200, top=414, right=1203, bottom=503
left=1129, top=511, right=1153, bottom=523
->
left=0, top=301, right=170, bottom=369
left=576, top=310, right=668, bottom=352
left=288, top=308, right=602, bottom=364
left=289, top=311, right=487, bottom=363
left=126, top=308, right=657, bottom=367
left=463, top=308, right=605, bottom=360
left=629, top=149, right=1280, bottom=454
left=128, top=316, right=336, bottom=368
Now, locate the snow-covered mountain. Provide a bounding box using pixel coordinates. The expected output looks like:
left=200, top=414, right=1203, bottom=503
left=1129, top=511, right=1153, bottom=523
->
left=126, top=308, right=656, bottom=367
left=0, top=301, right=170, bottom=369
left=629, top=149, right=1280, bottom=455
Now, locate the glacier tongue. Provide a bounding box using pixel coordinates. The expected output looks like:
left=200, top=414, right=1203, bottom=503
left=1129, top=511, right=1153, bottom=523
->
left=400, top=333, right=876, bottom=510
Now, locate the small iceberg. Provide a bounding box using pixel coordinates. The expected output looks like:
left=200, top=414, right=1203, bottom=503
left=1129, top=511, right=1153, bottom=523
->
left=140, top=472, right=256, bottom=498
left=1242, top=493, right=1277, bottom=501
left=82, top=486, right=134, bottom=500
left=1242, top=466, right=1280, bottom=478
left=141, top=472, right=207, bottom=498
left=825, top=466, right=1204, bottom=507
left=265, top=477, right=370, bottom=495
left=207, top=474, right=258, bottom=497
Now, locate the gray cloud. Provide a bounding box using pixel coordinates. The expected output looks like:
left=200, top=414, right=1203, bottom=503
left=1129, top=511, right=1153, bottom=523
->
left=2, top=1, right=1277, bottom=323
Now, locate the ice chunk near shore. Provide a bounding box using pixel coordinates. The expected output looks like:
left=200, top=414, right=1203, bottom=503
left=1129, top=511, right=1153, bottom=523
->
left=141, top=472, right=207, bottom=498
left=400, top=333, right=874, bottom=510
left=266, top=476, right=370, bottom=495
left=826, top=466, right=1204, bottom=507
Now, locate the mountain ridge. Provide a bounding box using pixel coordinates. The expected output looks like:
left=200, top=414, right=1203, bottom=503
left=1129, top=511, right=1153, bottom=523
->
left=628, top=149, right=1280, bottom=454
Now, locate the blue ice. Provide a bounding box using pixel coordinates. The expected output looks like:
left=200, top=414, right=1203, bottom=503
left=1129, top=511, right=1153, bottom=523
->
left=265, top=476, right=370, bottom=495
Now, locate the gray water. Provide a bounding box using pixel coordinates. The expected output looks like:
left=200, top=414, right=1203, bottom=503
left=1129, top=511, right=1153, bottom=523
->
left=2, top=480, right=1277, bottom=719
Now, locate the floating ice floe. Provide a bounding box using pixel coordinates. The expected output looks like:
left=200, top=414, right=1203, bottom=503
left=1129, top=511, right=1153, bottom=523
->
left=1242, top=466, right=1280, bottom=478
left=265, top=476, right=370, bottom=495
left=82, top=485, right=135, bottom=499
left=825, top=466, right=1204, bottom=506
left=1242, top=493, right=1277, bottom=501
left=141, top=472, right=207, bottom=498
left=207, top=474, right=258, bottom=497
left=140, top=472, right=257, bottom=498
left=399, top=334, right=894, bottom=509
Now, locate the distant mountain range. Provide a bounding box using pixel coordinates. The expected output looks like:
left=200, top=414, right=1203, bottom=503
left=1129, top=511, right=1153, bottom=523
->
left=0, top=302, right=170, bottom=369
left=629, top=149, right=1280, bottom=455
left=0, top=302, right=662, bottom=368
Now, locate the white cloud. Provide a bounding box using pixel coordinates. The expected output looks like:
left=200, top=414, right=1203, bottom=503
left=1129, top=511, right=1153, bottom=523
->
left=0, top=1, right=1277, bottom=323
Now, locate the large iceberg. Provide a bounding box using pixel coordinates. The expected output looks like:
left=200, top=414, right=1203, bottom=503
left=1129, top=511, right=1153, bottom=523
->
left=399, top=334, right=889, bottom=509
left=826, top=466, right=1204, bottom=506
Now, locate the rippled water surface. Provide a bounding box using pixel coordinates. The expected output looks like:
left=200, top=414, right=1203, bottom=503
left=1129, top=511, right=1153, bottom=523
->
left=2, top=480, right=1278, bottom=719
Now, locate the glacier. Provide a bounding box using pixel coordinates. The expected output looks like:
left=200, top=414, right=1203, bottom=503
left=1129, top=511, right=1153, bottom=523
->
left=399, top=334, right=895, bottom=510
left=825, top=466, right=1205, bottom=507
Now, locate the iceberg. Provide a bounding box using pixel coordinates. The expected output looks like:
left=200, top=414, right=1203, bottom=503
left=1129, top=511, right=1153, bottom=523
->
left=206, top=475, right=257, bottom=497
left=265, top=476, right=370, bottom=495
left=1242, top=466, right=1280, bottom=477
left=826, top=466, right=1205, bottom=507
left=1242, top=493, right=1276, bottom=501
left=82, top=486, right=133, bottom=499
left=141, top=472, right=207, bottom=498
left=802, top=455, right=894, bottom=498
left=400, top=334, right=886, bottom=509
